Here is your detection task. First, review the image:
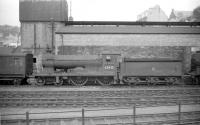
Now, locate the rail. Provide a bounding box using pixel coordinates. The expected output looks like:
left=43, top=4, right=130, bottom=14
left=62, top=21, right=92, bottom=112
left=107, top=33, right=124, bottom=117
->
left=1, top=103, right=200, bottom=125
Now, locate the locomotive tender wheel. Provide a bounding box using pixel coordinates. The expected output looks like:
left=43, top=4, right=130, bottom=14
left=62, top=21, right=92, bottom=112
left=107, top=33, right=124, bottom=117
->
left=13, top=79, right=21, bottom=86
left=96, top=76, right=113, bottom=86
left=195, top=77, right=200, bottom=85
left=54, top=78, right=64, bottom=86
left=167, top=81, right=173, bottom=86
left=69, top=76, right=88, bottom=86
left=123, top=77, right=137, bottom=86
left=146, top=77, right=152, bottom=86
left=36, top=77, right=45, bottom=86
left=167, top=77, right=177, bottom=85
left=27, top=77, right=37, bottom=86
left=150, top=77, right=159, bottom=86
left=127, top=82, right=136, bottom=86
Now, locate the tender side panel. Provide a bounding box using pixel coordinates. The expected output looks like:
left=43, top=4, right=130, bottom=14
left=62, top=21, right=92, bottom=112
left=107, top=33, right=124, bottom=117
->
left=121, top=61, right=183, bottom=76
left=0, top=55, right=26, bottom=76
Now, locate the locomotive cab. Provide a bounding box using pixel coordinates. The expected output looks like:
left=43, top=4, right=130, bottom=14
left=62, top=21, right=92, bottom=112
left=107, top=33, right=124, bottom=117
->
left=100, top=53, right=121, bottom=85
left=191, top=51, right=200, bottom=84
left=102, top=53, right=121, bottom=71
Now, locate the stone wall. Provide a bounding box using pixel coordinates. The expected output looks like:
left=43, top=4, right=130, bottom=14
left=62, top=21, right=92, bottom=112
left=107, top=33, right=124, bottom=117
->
left=55, top=34, right=200, bottom=47
left=57, top=46, right=184, bottom=58
left=57, top=46, right=192, bottom=73
left=21, top=22, right=65, bottom=54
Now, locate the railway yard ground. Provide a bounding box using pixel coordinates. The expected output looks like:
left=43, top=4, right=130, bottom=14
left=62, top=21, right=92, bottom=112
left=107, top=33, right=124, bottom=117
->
left=0, top=85, right=200, bottom=125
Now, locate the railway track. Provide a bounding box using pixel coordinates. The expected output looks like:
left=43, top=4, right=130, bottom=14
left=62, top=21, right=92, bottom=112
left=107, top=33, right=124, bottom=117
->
left=1, top=87, right=200, bottom=98
left=0, top=87, right=200, bottom=108
left=0, top=96, right=200, bottom=108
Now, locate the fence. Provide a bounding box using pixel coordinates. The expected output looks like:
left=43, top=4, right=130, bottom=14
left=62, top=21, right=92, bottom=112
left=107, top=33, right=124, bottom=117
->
left=1, top=102, right=199, bottom=125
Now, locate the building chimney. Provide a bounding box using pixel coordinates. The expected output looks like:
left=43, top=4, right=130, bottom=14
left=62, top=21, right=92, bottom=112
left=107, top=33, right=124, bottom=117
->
left=69, top=1, right=74, bottom=21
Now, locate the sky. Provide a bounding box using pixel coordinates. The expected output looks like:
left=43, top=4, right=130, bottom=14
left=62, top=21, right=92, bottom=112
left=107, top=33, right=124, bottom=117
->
left=0, top=0, right=200, bottom=26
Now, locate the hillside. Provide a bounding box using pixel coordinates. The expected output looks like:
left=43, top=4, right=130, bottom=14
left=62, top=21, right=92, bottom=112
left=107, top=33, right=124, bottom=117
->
left=0, top=25, right=20, bottom=47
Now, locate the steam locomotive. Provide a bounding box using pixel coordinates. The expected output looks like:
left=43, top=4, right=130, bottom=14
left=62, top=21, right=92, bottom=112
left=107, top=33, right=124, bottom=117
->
left=0, top=52, right=199, bottom=86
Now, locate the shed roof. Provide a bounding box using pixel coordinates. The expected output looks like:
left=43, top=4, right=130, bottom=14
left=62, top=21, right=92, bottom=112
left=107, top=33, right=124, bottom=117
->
left=19, top=0, right=68, bottom=22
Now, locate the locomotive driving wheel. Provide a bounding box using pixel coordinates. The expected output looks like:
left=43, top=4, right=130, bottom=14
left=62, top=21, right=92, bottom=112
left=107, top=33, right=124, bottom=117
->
left=167, top=77, right=178, bottom=85
left=54, top=78, right=64, bottom=86
left=36, top=77, right=45, bottom=86
left=96, top=76, right=113, bottom=86
left=69, top=76, right=88, bottom=86
left=196, top=77, right=200, bottom=85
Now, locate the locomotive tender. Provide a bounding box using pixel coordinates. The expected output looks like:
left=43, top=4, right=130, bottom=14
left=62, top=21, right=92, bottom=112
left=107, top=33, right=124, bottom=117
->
left=0, top=53, right=33, bottom=85
left=0, top=52, right=199, bottom=86
left=120, top=58, right=183, bottom=85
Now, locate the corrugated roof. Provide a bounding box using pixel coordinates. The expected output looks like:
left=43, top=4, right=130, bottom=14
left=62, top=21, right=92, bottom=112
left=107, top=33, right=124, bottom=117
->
left=19, top=0, right=68, bottom=22
left=56, top=26, right=200, bottom=34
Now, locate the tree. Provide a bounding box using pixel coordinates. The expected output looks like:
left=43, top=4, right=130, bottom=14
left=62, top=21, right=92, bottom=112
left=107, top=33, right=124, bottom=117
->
left=193, top=6, right=200, bottom=21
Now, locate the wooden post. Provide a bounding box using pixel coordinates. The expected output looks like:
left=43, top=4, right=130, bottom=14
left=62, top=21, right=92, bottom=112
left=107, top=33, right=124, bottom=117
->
left=178, top=102, right=181, bottom=124
left=26, top=112, right=29, bottom=125
left=133, top=104, right=136, bottom=125
left=82, top=108, right=85, bottom=125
